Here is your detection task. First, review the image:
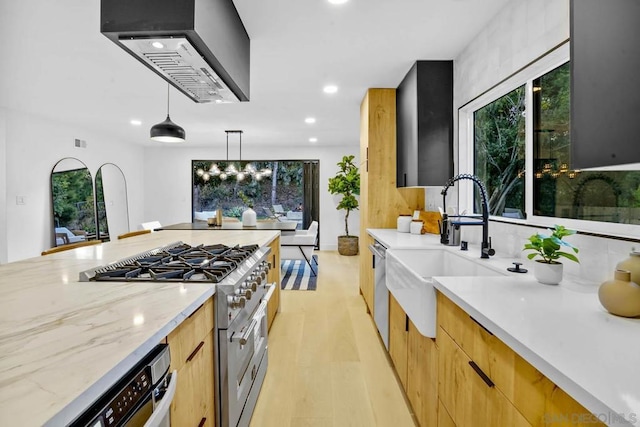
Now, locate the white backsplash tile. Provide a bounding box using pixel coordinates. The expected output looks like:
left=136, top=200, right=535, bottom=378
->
left=450, top=219, right=638, bottom=286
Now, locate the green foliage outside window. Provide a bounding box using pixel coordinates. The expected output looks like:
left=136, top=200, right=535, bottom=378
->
left=192, top=160, right=304, bottom=219
left=474, top=86, right=526, bottom=217
left=474, top=61, right=640, bottom=225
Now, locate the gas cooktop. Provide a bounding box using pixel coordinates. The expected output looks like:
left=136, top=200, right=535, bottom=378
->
left=79, top=242, right=259, bottom=283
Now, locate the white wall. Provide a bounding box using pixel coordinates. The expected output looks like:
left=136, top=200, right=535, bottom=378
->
left=455, top=0, right=570, bottom=108
left=0, top=109, right=7, bottom=264
left=2, top=109, right=145, bottom=262
left=142, top=144, right=360, bottom=251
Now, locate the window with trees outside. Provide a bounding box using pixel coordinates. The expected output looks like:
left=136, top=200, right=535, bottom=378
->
left=192, top=160, right=319, bottom=231
left=470, top=45, right=640, bottom=231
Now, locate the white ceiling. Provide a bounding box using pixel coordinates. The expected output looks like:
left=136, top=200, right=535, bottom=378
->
left=0, top=0, right=509, bottom=149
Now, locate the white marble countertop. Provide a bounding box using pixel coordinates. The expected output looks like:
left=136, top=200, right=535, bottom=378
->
left=0, top=229, right=279, bottom=427
left=367, top=228, right=640, bottom=426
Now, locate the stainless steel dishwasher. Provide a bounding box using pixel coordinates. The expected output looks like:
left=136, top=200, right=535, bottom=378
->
left=368, top=241, right=388, bottom=349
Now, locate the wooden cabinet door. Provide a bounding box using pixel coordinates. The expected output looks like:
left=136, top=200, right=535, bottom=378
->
left=171, top=331, right=215, bottom=427
left=267, top=236, right=280, bottom=330
left=407, top=320, right=438, bottom=427
left=438, top=327, right=529, bottom=427
left=389, top=293, right=408, bottom=390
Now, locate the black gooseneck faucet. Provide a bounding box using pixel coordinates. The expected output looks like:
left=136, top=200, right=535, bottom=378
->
left=441, top=174, right=495, bottom=259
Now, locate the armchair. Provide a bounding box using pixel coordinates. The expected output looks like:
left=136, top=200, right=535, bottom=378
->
left=280, top=221, right=319, bottom=275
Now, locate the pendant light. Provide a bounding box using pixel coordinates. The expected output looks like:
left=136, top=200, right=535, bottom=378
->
left=200, top=130, right=272, bottom=182
left=150, top=83, right=186, bottom=143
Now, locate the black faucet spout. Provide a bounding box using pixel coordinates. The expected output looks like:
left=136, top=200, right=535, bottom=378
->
left=441, top=174, right=493, bottom=258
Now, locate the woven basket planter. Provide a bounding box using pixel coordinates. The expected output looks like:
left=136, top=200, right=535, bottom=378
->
left=338, top=235, right=359, bottom=256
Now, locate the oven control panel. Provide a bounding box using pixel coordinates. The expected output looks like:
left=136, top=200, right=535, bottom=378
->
left=98, top=368, right=152, bottom=426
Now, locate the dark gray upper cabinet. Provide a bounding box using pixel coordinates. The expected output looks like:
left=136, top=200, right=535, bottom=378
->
left=397, top=61, right=453, bottom=187
left=570, top=0, right=640, bottom=168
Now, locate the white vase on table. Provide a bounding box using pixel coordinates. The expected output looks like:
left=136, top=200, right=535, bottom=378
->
left=242, top=208, right=257, bottom=226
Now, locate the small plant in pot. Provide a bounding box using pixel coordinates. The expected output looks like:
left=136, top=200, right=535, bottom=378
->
left=328, top=155, right=360, bottom=256
left=523, top=225, right=579, bottom=285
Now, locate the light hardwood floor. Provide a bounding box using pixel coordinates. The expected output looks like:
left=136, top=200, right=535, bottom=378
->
left=250, top=251, right=416, bottom=427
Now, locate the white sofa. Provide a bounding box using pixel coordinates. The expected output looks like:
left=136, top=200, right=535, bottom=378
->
left=55, top=227, right=86, bottom=245
left=193, top=211, right=218, bottom=221
left=280, top=221, right=318, bottom=275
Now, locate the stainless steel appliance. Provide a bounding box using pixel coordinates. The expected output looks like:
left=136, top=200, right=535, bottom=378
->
left=368, top=241, right=388, bottom=349
left=69, top=344, right=176, bottom=427
left=80, top=242, right=275, bottom=427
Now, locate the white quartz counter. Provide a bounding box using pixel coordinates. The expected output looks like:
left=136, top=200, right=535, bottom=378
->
left=367, top=228, right=640, bottom=426
left=0, top=229, right=279, bottom=427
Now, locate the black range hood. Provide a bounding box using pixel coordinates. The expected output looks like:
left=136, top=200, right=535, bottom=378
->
left=101, top=0, right=250, bottom=103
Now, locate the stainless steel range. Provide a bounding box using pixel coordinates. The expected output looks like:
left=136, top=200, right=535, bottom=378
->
left=80, top=241, right=275, bottom=427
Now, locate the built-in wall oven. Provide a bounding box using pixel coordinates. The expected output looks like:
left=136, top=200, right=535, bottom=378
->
left=69, top=344, right=176, bottom=427
left=368, top=241, right=388, bottom=349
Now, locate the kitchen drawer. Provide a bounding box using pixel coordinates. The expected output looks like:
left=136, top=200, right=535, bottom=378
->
left=438, top=326, right=530, bottom=427
left=437, top=294, right=604, bottom=427
left=167, top=298, right=214, bottom=370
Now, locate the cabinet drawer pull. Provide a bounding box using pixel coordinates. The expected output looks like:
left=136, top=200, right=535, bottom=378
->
left=197, top=417, right=207, bottom=427
left=469, top=361, right=494, bottom=388
left=186, top=341, right=205, bottom=363
left=470, top=316, right=493, bottom=336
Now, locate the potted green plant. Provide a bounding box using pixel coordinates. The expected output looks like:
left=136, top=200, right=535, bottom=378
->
left=523, top=225, right=579, bottom=285
left=328, top=155, right=360, bottom=256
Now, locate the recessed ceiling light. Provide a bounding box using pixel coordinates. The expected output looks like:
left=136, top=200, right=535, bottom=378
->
left=151, top=41, right=164, bottom=49
left=328, top=0, right=348, bottom=4
left=305, top=117, right=316, bottom=124
left=323, top=85, right=338, bottom=94
left=309, top=137, right=318, bottom=143
left=130, top=119, right=142, bottom=126
left=215, top=99, right=223, bottom=104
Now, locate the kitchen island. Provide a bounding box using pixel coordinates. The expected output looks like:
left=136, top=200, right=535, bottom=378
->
left=367, top=229, right=640, bottom=426
left=160, top=220, right=298, bottom=234
left=0, top=229, right=279, bottom=427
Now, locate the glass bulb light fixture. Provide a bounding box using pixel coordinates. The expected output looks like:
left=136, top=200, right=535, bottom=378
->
left=198, top=131, right=272, bottom=182
left=150, top=84, right=185, bottom=143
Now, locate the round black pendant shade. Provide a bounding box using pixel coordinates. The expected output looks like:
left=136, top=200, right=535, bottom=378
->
left=150, top=84, right=186, bottom=143
left=150, top=114, right=186, bottom=143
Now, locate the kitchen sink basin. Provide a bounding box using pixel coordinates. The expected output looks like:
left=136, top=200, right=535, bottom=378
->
left=386, top=249, right=506, bottom=338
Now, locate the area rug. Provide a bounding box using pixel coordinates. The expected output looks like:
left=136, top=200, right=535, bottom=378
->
left=281, top=256, right=318, bottom=290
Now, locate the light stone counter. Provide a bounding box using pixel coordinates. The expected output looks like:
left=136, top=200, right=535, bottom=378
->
left=367, top=228, right=640, bottom=426
left=0, top=229, right=279, bottom=427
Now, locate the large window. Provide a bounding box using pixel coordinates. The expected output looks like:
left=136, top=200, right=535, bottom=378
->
left=474, top=86, right=526, bottom=218
left=532, top=63, right=640, bottom=224
left=192, top=160, right=319, bottom=230
left=466, top=43, right=640, bottom=235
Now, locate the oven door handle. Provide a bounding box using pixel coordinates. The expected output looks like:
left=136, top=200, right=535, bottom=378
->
left=233, top=319, right=258, bottom=345
left=263, top=282, right=276, bottom=302
left=143, top=370, right=178, bottom=427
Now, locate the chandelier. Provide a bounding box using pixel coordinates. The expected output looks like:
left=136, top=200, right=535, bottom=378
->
left=196, top=130, right=272, bottom=182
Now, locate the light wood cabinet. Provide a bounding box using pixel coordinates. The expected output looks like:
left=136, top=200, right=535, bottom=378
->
left=438, top=326, right=530, bottom=427
left=167, top=298, right=215, bottom=427
left=437, top=399, right=455, bottom=427
left=437, top=293, right=604, bottom=427
left=389, top=293, right=408, bottom=390
left=267, top=236, right=281, bottom=330
left=407, top=321, right=438, bottom=427
left=359, top=89, right=424, bottom=313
